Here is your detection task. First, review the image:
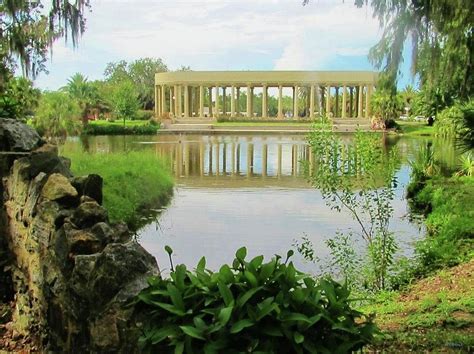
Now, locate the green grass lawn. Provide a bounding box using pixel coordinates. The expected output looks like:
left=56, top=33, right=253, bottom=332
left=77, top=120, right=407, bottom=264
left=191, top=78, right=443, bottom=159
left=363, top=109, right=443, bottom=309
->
left=395, top=120, right=435, bottom=136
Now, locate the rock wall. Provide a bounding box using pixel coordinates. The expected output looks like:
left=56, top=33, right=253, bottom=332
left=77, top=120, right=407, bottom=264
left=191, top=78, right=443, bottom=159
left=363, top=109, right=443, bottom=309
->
left=0, top=119, right=159, bottom=352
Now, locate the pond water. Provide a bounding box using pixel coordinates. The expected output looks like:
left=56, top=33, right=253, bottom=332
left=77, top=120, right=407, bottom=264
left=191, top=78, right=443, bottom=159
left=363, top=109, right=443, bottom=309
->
left=65, top=133, right=457, bottom=275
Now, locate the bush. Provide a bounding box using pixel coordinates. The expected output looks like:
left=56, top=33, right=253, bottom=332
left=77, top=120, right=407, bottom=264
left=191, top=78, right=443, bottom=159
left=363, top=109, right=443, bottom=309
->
left=136, top=247, right=377, bottom=353
left=136, top=109, right=155, bottom=120
left=434, top=103, right=465, bottom=138
left=82, top=123, right=158, bottom=135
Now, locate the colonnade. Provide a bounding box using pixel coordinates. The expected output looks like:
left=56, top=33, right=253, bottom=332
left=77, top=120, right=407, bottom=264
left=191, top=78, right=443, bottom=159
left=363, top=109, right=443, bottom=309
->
left=155, top=71, right=378, bottom=120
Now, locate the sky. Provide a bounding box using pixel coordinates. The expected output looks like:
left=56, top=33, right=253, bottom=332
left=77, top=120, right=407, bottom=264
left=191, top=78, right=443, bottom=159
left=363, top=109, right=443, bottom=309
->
left=35, top=0, right=414, bottom=90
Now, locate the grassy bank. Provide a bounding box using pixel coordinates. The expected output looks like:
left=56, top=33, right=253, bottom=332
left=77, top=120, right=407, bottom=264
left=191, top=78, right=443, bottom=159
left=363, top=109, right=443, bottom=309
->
left=394, top=120, right=435, bottom=136
left=363, top=260, right=473, bottom=352
left=65, top=150, right=173, bottom=230
left=363, top=175, right=474, bottom=351
left=83, top=119, right=159, bottom=135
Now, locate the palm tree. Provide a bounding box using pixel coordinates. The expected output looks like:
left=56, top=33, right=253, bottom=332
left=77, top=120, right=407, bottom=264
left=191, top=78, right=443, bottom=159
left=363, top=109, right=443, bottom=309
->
left=62, top=73, right=98, bottom=126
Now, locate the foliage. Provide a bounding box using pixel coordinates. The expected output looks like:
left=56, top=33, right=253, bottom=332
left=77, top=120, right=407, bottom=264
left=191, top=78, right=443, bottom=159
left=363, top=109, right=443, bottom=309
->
left=370, top=90, right=402, bottom=122
left=64, top=149, right=173, bottom=230
left=409, top=176, right=474, bottom=275
left=135, top=247, right=376, bottom=353
left=0, top=76, right=40, bottom=119
left=434, top=103, right=466, bottom=139
left=109, top=81, right=141, bottom=123
left=305, top=126, right=400, bottom=291
left=104, top=58, right=168, bottom=110
left=457, top=100, right=474, bottom=151
left=62, top=73, right=100, bottom=125
left=32, top=91, right=81, bottom=139
left=82, top=122, right=159, bottom=136
left=456, top=153, right=474, bottom=177
left=1, top=0, right=90, bottom=83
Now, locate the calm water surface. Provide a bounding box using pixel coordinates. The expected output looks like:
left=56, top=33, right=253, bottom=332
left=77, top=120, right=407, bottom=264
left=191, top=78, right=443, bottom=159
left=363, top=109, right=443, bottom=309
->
left=65, top=133, right=456, bottom=274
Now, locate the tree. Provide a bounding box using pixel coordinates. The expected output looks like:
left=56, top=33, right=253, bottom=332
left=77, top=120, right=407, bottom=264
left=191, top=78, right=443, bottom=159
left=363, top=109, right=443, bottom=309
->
left=104, top=58, right=168, bottom=110
left=0, top=76, right=41, bottom=119
left=62, top=73, right=99, bottom=126
left=33, top=91, right=81, bottom=140
left=109, top=81, right=140, bottom=124
left=1, top=0, right=90, bottom=85
left=304, top=0, right=473, bottom=108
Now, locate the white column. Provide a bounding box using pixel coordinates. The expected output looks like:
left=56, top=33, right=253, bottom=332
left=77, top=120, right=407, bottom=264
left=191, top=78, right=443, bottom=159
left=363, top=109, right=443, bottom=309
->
left=366, top=85, right=372, bottom=118
left=358, top=85, right=363, bottom=118
left=184, top=85, right=189, bottom=118
left=262, top=85, right=268, bottom=118
left=154, top=85, right=159, bottom=118
left=294, top=85, right=299, bottom=118
left=214, top=86, right=220, bottom=118
left=325, top=85, right=331, bottom=117
left=230, top=86, right=236, bottom=117
left=278, top=85, right=283, bottom=118
left=310, top=85, right=315, bottom=119
left=199, top=86, right=204, bottom=118
left=161, top=85, right=166, bottom=116
left=169, top=87, right=174, bottom=117
left=342, top=85, right=347, bottom=118
left=246, top=85, right=252, bottom=118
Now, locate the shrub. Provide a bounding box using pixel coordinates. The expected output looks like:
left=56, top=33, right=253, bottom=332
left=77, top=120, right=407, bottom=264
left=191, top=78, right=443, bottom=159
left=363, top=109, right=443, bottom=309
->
left=136, top=247, right=377, bottom=353
left=136, top=109, right=155, bottom=120
left=82, top=123, right=158, bottom=135
left=434, top=103, right=465, bottom=139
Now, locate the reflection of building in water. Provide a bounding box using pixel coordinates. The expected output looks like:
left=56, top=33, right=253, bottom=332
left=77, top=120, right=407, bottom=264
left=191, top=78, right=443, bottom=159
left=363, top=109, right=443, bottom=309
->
left=154, top=136, right=312, bottom=179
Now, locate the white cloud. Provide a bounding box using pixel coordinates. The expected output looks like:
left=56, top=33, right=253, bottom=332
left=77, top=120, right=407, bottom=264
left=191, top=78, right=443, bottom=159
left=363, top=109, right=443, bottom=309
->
left=37, top=0, right=382, bottom=89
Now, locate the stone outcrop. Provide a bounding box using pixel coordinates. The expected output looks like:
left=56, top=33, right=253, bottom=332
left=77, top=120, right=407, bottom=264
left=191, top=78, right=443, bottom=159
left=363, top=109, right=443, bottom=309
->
left=0, top=119, right=159, bottom=352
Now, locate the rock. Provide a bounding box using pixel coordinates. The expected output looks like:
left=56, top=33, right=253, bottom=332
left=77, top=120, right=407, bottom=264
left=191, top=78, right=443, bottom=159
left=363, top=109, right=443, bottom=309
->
left=90, top=222, right=114, bottom=243
left=41, top=173, right=78, bottom=203
left=70, top=254, right=100, bottom=298
left=90, top=242, right=159, bottom=307
left=66, top=229, right=103, bottom=256
left=28, top=149, right=72, bottom=179
left=71, top=201, right=107, bottom=229
left=111, top=222, right=131, bottom=243
left=71, top=174, right=103, bottom=205
left=89, top=312, right=120, bottom=350
left=0, top=118, right=43, bottom=152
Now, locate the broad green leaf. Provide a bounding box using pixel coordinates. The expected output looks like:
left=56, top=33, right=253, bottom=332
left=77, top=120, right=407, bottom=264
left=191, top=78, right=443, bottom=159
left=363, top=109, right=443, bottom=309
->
left=197, top=256, right=206, bottom=272
left=294, top=331, right=304, bottom=344
left=174, top=341, right=184, bottom=354
left=153, top=301, right=185, bottom=316
left=244, top=270, right=258, bottom=287
left=193, top=316, right=207, bottom=330
left=180, top=325, right=205, bottom=340
left=167, top=284, right=185, bottom=312
left=149, top=325, right=179, bottom=344
left=235, top=247, right=247, bottom=261
left=218, top=306, right=233, bottom=326
left=229, top=319, right=254, bottom=334
left=259, top=261, right=276, bottom=282
left=261, top=325, right=283, bottom=337
left=282, top=312, right=311, bottom=323
left=237, top=287, right=262, bottom=307
left=218, top=281, right=234, bottom=307
left=219, top=264, right=234, bottom=283
left=250, top=255, right=264, bottom=269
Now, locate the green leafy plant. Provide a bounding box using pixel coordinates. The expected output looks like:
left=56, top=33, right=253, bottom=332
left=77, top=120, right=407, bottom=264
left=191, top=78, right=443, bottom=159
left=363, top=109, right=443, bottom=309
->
left=303, top=127, right=400, bottom=291
left=135, top=247, right=376, bottom=353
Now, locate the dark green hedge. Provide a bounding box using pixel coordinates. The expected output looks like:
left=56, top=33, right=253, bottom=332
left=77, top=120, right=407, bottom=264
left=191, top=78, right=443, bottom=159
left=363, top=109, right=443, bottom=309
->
left=82, top=124, right=159, bottom=135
